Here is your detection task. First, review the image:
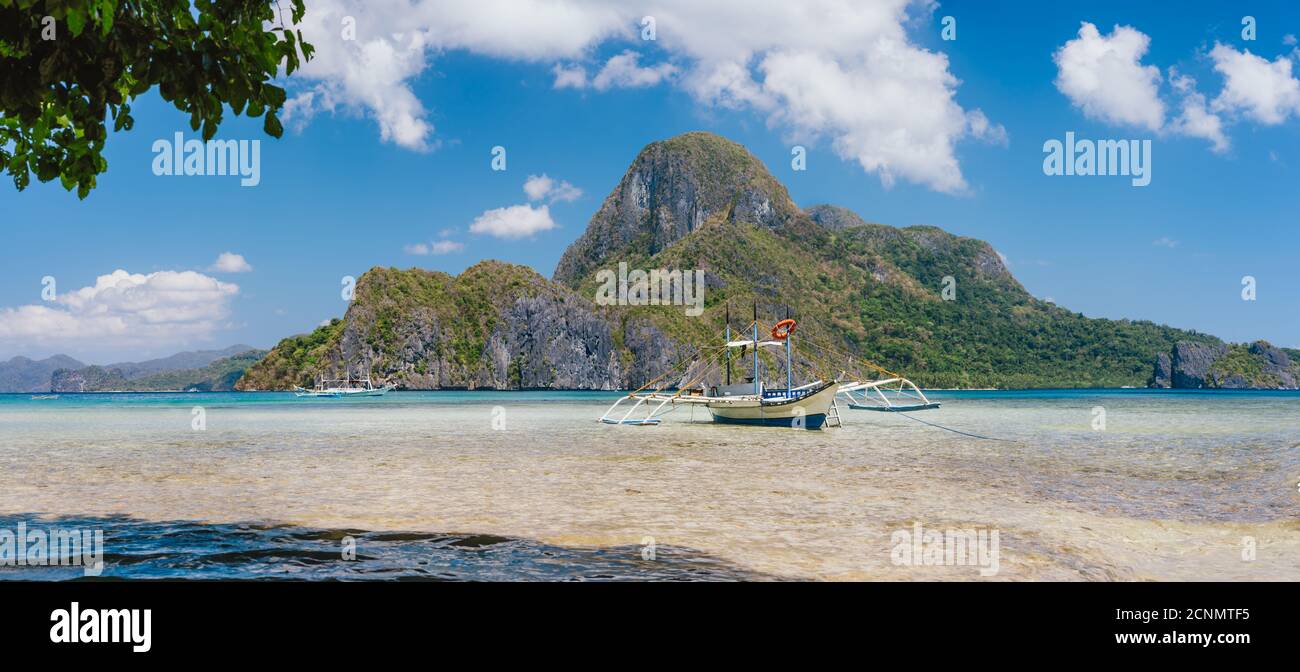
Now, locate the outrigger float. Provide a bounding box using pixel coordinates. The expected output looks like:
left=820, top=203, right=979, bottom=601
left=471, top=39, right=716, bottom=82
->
left=600, top=306, right=938, bottom=429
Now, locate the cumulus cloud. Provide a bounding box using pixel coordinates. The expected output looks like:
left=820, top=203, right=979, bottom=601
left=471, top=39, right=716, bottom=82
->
left=1054, top=23, right=1165, bottom=131
left=404, top=240, right=464, bottom=255
left=469, top=204, right=557, bottom=239
left=552, top=51, right=675, bottom=90
left=966, top=109, right=1009, bottom=146
left=552, top=63, right=588, bottom=90
left=286, top=0, right=627, bottom=150
left=1053, top=24, right=1300, bottom=153
left=0, top=270, right=239, bottom=355
left=209, top=252, right=253, bottom=273
left=1168, top=70, right=1229, bottom=152
left=1152, top=236, right=1179, bottom=248
left=523, top=174, right=583, bottom=202
left=1209, top=43, right=1300, bottom=125
left=591, top=51, right=676, bottom=89
left=284, top=0, right=999, bottom=194
left=1051, top=23, right=1247, bottom=152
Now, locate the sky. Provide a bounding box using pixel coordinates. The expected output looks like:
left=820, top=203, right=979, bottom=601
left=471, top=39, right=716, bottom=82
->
left=2, top=0, right=1299, bottom=363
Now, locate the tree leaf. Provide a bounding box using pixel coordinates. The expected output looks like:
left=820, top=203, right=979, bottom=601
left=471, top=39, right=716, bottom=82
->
left=1, top=0, right=314, bottom=198
left=263, top=112, right=282, bottom=138
left=66, top=8, right=87, bottom=37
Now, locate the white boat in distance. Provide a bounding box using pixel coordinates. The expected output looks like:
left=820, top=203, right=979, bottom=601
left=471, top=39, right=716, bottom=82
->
left=294, top=374, right=394, bottom=398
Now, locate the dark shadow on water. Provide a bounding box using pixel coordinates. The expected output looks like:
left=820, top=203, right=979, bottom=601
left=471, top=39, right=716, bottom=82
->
left=0, top=514, right=782, bottom=581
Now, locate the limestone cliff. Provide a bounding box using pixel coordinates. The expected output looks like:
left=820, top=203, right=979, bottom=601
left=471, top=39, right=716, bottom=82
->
left=240, top=132, right=1237, bottom=390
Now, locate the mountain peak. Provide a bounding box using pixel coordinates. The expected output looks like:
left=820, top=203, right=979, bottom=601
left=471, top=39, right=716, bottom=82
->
left=553, top=132, right=799, bottom=286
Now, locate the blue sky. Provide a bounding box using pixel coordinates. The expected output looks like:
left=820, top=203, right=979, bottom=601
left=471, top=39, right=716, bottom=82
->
left=2, top=0, right=1298, bottom=362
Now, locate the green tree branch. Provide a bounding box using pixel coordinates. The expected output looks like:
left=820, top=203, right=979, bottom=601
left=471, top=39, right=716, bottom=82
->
left=0, top=0, right=313, bottom=198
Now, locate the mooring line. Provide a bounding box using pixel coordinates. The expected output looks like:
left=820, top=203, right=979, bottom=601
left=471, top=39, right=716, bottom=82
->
left=895, top=411, right=1021, bottom=443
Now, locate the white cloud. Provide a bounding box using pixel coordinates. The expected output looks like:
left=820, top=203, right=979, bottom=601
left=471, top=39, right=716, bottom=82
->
left=1052, top=23, right=1232, bottom=152
left=1152, top=236, right=1179, bottom=248
left=431, top=240, right=463, bottom=254
left=281, top=89, right=326, bottom=133
left=1209, top=43, right=1300, bottom=125
left=682, top=59, right=773, bottom=110
left=469, top=204, right=556, bottom=239
left=0, top=270, right=239, bottom=355
left=1053, top=22, right=1165, bottom=131
left=286, top=0, right=627, bottom=150
left=591, top=50, right=676, bottom=90
left=404, top=240, right=464, bottom=255
left=1168, top=70, right=1229, bottom=153
left=965, top=108, right=1009, bottom=146
left=552, top=63, right=588, bottom=89
left=523, top=174, right=583, bottom=202
left=209, top=252, right=253, bottom=273
left=758, top=45, right=981, bottom=193
left=283, top=0, right=999, bottom=194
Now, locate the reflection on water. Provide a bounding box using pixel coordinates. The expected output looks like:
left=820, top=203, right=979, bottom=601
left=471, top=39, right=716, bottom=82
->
left=0, top=390, right=1297, bottom=581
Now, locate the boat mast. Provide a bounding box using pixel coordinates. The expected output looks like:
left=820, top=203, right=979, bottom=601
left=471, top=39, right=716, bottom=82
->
left=752, top=301, right=759, bottom=396
left=725, top=302, right=731, bottom=386
left=785, top=305, right=792, bottom=394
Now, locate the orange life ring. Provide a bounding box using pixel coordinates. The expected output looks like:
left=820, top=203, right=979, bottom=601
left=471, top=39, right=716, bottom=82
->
left=771, top=319, right=797, bottom=340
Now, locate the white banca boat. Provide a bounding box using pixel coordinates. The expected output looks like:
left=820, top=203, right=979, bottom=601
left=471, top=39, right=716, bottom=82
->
left=600, top=306, right=938, bottom=429
left=294, top=374, right=394, bottom=398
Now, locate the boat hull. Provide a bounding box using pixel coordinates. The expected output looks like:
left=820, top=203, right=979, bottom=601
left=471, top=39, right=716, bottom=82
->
left=706, top=382, right=837, bottom=429
left=709, top=412, right=829, bottom=429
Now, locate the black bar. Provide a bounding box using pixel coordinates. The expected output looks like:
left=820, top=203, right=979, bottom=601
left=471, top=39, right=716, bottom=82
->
left=1, top=581, right=1290, bottom=660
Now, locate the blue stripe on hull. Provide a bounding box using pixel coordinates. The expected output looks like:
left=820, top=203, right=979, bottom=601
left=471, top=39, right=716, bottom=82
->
left=709, top=413, right=828, bottom=429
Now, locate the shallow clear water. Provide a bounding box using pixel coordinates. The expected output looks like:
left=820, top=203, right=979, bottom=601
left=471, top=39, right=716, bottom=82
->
left=1, top=390, right=1297, bottom=580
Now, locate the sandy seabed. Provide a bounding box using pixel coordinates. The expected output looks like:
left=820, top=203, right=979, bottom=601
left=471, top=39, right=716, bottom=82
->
left=1, top=391, right=1297, bottom=580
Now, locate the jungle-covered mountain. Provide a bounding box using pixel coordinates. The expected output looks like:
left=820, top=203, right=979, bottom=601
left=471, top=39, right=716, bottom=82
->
left=238, top=132, right=1261, bottom=390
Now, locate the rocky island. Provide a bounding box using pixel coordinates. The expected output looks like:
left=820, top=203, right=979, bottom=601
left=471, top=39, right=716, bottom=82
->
left=236, top=132, right=1291, bottom=391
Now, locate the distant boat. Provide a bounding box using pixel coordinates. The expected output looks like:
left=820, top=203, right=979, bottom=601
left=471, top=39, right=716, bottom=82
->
left=294, top=375, right=393, bottom=398
left=30, top=394, right=59, bottom=400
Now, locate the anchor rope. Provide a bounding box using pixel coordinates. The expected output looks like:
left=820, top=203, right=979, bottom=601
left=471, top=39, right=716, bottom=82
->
left=894, top=411, right=1020, bottom=443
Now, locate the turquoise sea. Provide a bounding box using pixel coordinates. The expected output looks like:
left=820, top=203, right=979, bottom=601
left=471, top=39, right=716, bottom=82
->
left=1, top=389, right=1297, bottom=580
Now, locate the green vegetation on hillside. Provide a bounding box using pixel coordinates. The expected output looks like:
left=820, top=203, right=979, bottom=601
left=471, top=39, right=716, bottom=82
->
left=574, top=213, right=1215, bottom=388
left=237, top=262, right=561, bottom=390
left=235, top=318, right=344, bottom=389
left=239, top=131, right=1244, bottom=391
